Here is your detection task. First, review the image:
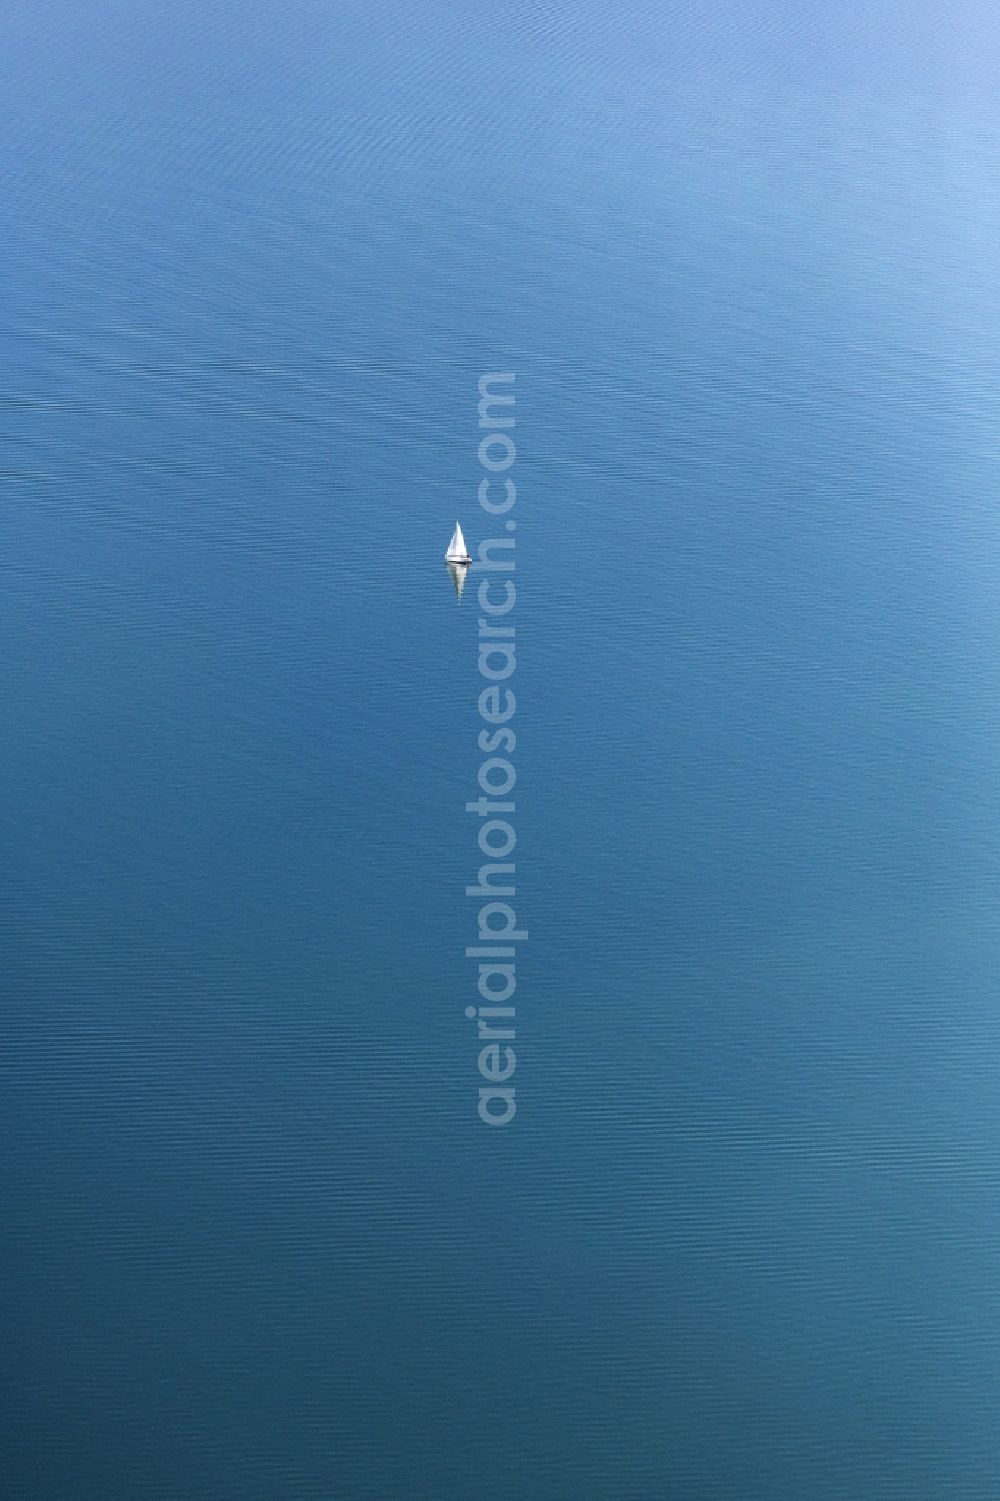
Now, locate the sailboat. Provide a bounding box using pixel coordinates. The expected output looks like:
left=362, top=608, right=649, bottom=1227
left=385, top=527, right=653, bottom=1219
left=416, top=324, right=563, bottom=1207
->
left=445, top=522, right=472, bottom=565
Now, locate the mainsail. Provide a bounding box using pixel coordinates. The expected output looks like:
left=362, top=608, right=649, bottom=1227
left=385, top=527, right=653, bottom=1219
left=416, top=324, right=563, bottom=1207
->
left=445, top=522, right=469, bottom=561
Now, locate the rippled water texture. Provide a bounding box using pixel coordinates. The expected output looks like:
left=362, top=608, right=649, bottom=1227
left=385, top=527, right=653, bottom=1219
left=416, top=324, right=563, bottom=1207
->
left=3, top=3, right=1000, bottom=1497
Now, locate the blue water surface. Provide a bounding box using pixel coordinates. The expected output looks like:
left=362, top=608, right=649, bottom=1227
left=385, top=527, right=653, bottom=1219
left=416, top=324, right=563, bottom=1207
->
left=3, top=3, right=1000, bottom=1497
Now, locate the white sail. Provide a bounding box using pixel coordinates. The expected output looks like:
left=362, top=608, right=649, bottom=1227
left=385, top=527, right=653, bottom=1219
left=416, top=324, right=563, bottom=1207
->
left=445, top=521, right=470, bottom=561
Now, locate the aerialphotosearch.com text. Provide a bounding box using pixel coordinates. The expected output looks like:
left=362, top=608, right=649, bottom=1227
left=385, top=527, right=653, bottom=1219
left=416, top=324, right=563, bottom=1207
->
left=465, top=372, right=523, bottom=1126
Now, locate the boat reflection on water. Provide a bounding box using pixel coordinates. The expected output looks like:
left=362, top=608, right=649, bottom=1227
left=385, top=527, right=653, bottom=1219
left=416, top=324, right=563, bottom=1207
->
left=446, top=560, right=469, bottom=601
